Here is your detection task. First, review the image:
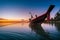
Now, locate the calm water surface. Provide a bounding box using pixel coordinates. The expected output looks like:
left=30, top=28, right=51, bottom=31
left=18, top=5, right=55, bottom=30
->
left=0, top=23, right=60, bottom=40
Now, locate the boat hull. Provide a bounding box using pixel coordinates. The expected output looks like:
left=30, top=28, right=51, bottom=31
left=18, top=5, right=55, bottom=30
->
left=30, top=5, right=55, bottom=24
left=31, top=13, right=47, bottom=23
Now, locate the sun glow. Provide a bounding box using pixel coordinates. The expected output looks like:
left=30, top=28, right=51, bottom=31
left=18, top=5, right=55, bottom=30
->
left=0, top=17, right=29, bottom=23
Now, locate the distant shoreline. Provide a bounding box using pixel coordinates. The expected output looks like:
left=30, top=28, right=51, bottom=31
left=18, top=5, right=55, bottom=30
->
left=0, top=20, right=29, bottom=23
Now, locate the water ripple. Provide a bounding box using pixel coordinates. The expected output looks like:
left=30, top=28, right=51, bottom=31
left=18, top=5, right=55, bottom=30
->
left=0, top=31, right=39, bottom=40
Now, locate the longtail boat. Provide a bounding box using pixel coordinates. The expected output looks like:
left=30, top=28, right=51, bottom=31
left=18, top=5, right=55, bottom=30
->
left=30, top=5, right=55, bottom=24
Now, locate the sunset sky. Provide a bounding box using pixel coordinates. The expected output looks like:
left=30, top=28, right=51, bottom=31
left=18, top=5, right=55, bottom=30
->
left=0, top=0, right=60, bottom=20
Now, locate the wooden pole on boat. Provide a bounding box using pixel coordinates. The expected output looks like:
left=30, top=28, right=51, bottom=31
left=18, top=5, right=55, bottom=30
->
left=46, top=5, right=55, bottom=22
left=29, top=12, right=33, bottom=19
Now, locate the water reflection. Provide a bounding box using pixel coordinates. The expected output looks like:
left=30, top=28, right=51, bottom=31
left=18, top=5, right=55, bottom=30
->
left=42, top=23, right=60, bottom=40
left=0, top=23, right=14, bottom=27
left=55, top=22, right=60, bottom=31
left=0, top=23, right=32, bottom=40
left=29, top=23, right=52, bottom=40
left=0, top=23, right=25, bottom=27
left=0, top=23, right=60, bottom=40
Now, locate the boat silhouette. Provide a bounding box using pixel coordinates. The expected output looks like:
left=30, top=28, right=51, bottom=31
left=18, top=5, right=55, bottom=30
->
left=29, top=23, right=52, bottom=40
left=30, top=5, right=55, bottom=24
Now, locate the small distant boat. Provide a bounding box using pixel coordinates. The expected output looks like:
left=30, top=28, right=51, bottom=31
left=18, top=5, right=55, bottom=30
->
left=29, top=5, right=55, bottom=24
